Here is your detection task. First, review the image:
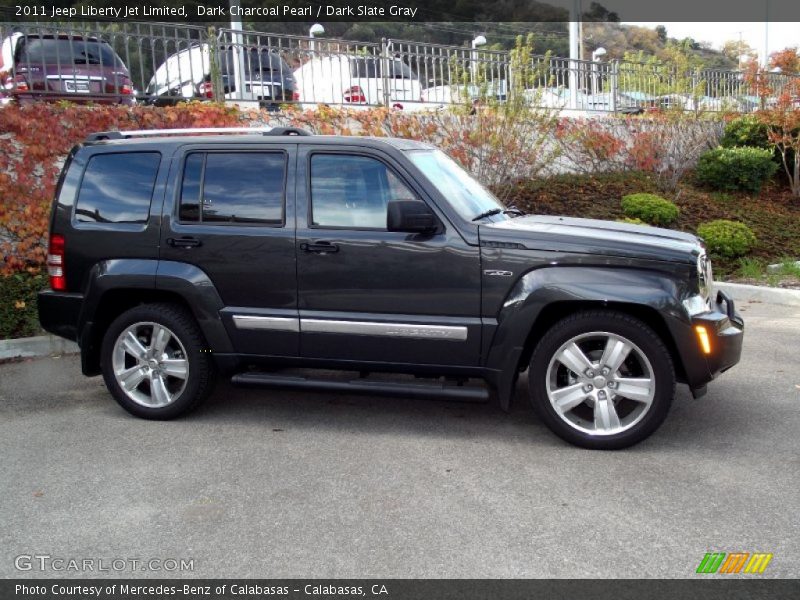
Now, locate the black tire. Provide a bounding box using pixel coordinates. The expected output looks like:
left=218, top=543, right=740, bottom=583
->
left=529, top=310, right=675, bottom=450
left=100, top=303, right=216, bottom=419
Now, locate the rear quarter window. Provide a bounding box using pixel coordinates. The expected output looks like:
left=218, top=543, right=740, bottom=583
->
left=75, top=152, right=161, bottom=224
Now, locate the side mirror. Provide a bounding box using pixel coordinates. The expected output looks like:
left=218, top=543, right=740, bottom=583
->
left=387, top=200, right=438, bottom=233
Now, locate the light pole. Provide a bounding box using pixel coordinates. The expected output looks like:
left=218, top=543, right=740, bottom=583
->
left=309, top=23, right=324, bottom=53
left=763, top=0, right=770, bottom=68
left=591, top=47, right=606, bottom=97
left=568, top=0, right=580, bottom=110
left=228, top=0, right=246, bottom=102
left=471, top=35, right=486, bottom=83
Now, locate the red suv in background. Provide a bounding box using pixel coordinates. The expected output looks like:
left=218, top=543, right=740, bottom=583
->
left=0, top=33, right=134, bottom=105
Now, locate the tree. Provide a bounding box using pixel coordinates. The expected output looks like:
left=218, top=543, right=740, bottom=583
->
left=655, top=25, right=667, bottom=43
left=769, top=47, right=800, bottom=75
left=758, top=80, right=800, bottom=197
left=721, top=39, right=756, bottom=65
left=583, top=2, right=620, bottom=22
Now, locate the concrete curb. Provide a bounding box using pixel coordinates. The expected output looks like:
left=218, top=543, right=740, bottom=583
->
left=716, top=281, right=800, bottom=307
left=0, top=335, right=79, bottom=361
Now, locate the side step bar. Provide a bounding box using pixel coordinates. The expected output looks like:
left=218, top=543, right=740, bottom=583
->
left=231, top=372, right=490, bottom=402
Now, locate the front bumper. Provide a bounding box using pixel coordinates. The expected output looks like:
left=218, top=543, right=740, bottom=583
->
left=683, top=289, right=744, bottom=393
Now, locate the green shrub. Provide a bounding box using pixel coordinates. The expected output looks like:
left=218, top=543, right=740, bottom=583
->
left=620, top=193, right=679, bottom=226
left=616, top=217, right=649, bottom=226
left=695, top=147, right=778, bottom=193
left=697, top=220, right=757, bottom=258
left=0, top=272, right=46, bottom=340
left=720, top=115, right=771, bottom=150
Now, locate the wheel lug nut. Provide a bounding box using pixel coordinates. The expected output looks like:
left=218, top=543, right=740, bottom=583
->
left=598, top=390, right=607, bottom=399
left=607, top=381, right=616, bottom=389
left=584, top=369, right=595, bottom=377
left=601, top=367, right=610, bottom=376
left=583, top=384, right=593, bottom=392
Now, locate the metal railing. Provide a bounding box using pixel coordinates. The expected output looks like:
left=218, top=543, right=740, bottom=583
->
left=1, top=18, right=798, bottom=113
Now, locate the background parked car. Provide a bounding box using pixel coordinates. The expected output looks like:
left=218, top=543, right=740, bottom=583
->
left=293, top=54, right=421, bottom=109
left=146, top=44, right=298, bottom=107
left=420, top=81, right=507, bottom=107
left=0, top=33, right=134, bottom=105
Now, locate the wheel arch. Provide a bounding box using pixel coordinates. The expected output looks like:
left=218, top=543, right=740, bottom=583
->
left=518, top=301, right=685, bottom=383
left=485, top=266, right=693, bottom=411
left=78, top=260, right=232, bottom=376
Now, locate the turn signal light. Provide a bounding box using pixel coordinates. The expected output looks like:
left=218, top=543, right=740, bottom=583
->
left=695, top=325, right=711, bottom=355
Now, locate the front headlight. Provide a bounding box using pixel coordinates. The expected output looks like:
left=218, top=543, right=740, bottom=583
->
left=698, top=253, right=714, bottom=301
left=683, top=253, right=714, bottom=316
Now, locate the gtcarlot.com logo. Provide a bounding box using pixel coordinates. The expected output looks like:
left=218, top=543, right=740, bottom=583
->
left=14, top=554, right=194, bottom=573
left=696, top=552, right=773, bottom=574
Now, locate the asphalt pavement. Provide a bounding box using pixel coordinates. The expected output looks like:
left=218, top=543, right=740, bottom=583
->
left=1, top=300, right=798, bottom=579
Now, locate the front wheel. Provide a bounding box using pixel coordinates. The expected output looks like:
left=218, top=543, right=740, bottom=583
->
left=529, top=310, right=675, bottom=450
left=101, top=303, right=216, bottom=419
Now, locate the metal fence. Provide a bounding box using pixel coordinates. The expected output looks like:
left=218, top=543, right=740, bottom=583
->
left=1, top=18, right=798, bottom=113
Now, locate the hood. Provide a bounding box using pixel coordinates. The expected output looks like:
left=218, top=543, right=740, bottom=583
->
left=481, top=215, right=702, bottom=264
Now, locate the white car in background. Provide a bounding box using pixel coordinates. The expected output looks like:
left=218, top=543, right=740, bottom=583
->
left=420, top=81, right=508, bottom=106
left=145, top=43, right=298, bottom=106
left=293, top=54, right=421, bottom=109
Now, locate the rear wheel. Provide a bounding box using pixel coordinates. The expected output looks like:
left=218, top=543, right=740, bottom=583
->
left=101, top=303, right=216, bottom=419
left=529, top=310, right=675, bottom=450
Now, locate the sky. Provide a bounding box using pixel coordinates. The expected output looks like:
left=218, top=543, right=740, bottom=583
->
left=626, top=22, right=800, bottom=64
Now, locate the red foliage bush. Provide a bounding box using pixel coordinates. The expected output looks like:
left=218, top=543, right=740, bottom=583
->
left=0, top=102, right=240, bottom=274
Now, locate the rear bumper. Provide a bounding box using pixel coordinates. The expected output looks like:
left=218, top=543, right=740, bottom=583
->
left=681, top=289, right=744, bottom=392
left=38, top=290, right=83, bottom=342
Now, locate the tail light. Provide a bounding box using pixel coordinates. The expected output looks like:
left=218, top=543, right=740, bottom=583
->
left=47, top=234, right=66, bottom=291
left=105, top=83, right=134, bottom=95
left=343, top=85, right=366, bottom=103
left=198, top=81, right=213, bottom=98
left=5, top=74, right=28, bottom=92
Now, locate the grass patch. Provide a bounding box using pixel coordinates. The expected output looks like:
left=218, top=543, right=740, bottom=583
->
left=738, top=257, right=765, bottom=279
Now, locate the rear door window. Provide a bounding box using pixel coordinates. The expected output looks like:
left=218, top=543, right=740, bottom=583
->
left=179, top=152, right=286, bottom=225
left=75, top=152, right=160, bottom=224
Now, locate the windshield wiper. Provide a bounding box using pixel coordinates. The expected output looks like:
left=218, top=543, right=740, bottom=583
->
left=471, top=208, right=503, bottom=221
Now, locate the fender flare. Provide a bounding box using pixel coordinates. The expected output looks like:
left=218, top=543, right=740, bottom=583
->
left=77, top=259, right=233, bottom=375
left=484, top=266, right=696, bottom=411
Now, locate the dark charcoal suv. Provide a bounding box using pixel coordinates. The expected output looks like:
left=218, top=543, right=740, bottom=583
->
left=38, top=127, right=744, bottom=449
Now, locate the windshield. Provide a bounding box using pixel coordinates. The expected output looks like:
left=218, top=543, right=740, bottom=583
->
left=408, top=150, right=505, bottom=221
left=17, top=37, right=123, bottom=67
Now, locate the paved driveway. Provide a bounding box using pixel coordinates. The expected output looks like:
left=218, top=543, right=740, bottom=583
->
left=1, top=300, right=798, bottom=578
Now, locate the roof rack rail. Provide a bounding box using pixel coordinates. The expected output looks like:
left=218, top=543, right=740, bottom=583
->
left=85, top=126, right=312, bottom=142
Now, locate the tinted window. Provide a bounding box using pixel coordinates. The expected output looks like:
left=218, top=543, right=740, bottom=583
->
left=221, top=49, right=289, bottom=75
left=75, top=152, right=160, bottom=224
left=179, top=153, right=203, bottom=222
left=350, top=57, right=416, bottom=79
left=310, top=155, right=416, bottom=229
left=179, top=152, right=285, bottom=224
left=17, top=37, right=123, bottom=67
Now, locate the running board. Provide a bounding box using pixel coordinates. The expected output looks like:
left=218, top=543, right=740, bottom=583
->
left=231, top=372, right=490, bottom=402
